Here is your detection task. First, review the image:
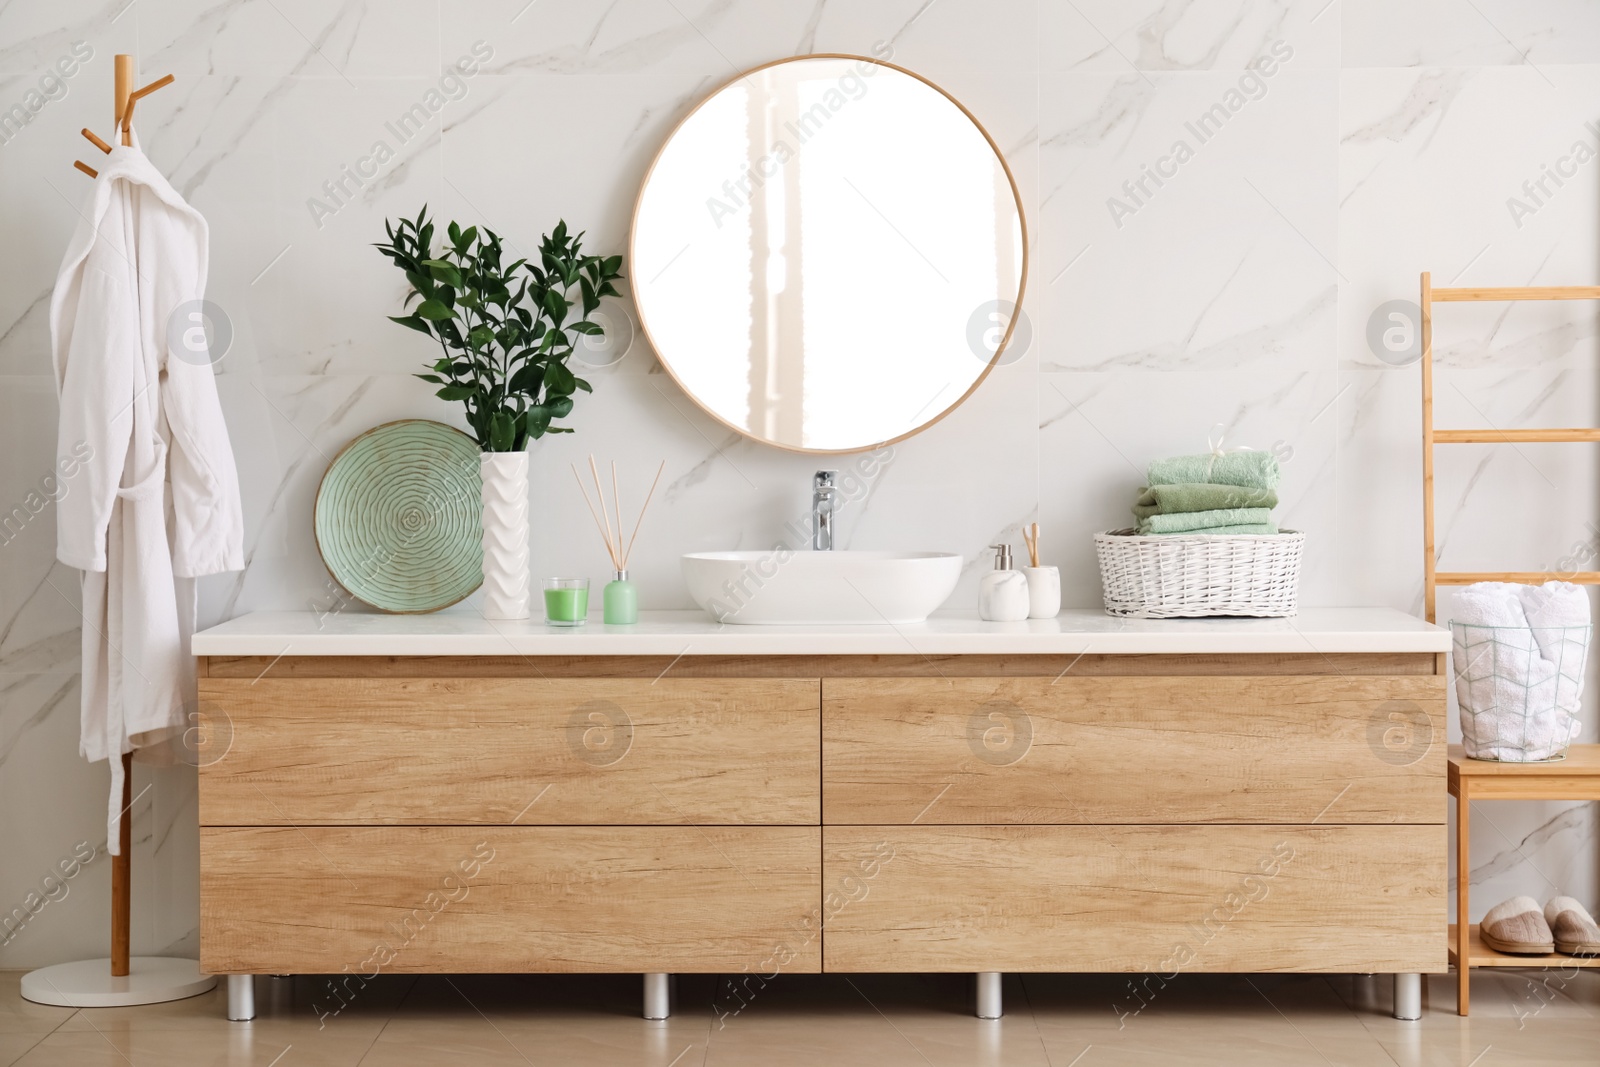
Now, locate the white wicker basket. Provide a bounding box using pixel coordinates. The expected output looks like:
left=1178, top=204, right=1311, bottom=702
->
left=1095, top=528, right=1304, bottom=618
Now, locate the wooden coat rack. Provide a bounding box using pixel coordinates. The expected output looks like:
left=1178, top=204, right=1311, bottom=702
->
left=84, top=55, right=175, bottom=981
left=20, top=54, right=211, bottom=1014
left=73, top=54, right=173, bottom=179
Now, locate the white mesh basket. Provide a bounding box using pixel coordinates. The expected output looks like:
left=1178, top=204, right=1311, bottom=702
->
left=1450, top=621, right=1590, bottom=762
left=1095, top=528, right=1304, bottom=618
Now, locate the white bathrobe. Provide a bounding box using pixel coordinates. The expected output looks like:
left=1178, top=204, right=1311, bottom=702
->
left=49, top=145, right=244, bottom=854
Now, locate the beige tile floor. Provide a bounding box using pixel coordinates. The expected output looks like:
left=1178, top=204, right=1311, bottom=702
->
left=2, top=968, right=1596, bottom=1065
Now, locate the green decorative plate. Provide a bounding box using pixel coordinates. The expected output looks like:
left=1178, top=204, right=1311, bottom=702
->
left=314, top=420, right=482, bottom=613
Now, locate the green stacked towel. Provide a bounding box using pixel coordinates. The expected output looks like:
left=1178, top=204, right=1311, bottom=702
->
left=1132, top=483, right=1278, bottom=520
left=1146, top=450, right=1280, bottom=491
left=1130, top=450, right=1284, bottom=535
left=1180, top=523, right=1277, bottom=534
left=1137, top=508, right=1276, bottom=535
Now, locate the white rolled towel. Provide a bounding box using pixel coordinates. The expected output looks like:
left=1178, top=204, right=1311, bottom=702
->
left=1517, top=581, right=1590, bottom=710
left=1450, top=582, right=1582, bottom=761
left=1517, top=582, right=1589, bottom=755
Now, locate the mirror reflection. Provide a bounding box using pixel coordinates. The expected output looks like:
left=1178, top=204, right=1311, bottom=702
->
left=632, top=56, right=1027, bottom=453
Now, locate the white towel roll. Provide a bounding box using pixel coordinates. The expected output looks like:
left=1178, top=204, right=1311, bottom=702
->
left=1451, top=582, right=1589, bottom=761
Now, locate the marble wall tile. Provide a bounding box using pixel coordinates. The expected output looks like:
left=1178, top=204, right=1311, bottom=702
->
left=1041, top=0, right=1341, bottom=73
left=142, top=0, right=440, bottom=79
left=440, top=0, right=1038, bottom=80
left=4, top=0, right=1600, bottom=966
left=1343, top=0, right=1600, bottom=68
left=1039, top=67, right=1338, bottom=374
left=0, top=2, right=136, bottom=77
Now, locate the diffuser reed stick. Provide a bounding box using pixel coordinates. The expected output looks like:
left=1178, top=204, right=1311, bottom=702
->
left=571, top=456, right=667, bottom=571
left=1023, top=522, right=1040, bottom=568
left=622, top=462, right=666, bottom=565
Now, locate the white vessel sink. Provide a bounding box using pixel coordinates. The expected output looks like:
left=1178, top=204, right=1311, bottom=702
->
left=682, top=550, right=962, bottom=624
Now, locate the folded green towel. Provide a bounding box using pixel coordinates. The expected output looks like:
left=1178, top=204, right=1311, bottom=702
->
left=1147, top=450, right=1280, bottom=491
left=1132, top=483, right=1279, bottom=519
left=1147, top=522, right=1279, bottom=536
left=1137, top=508, right=1274, bottom=535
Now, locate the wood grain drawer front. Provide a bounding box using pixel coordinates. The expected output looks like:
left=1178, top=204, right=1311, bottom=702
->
left=823, top=675, right=1446, bottom=824
left=197, top=678, right=819, bottom=825
left=200, top=826, right=821, bottom=974
left=823, top=826, right=1445, bottom=973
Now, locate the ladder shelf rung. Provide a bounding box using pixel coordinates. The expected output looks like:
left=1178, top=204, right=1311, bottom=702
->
left=1433, top=428, right=1600, bottom=443
left=1435, top=571, right=1600, bottom=586
left=1431, top=285, right=1600, bottom=302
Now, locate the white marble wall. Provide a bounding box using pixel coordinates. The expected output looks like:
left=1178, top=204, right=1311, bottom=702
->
left=0, top=0, right=1595, bottom=968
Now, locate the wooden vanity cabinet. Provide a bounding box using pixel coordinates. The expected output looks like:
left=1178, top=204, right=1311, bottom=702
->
left=196, top=652, right=1447, bottom=979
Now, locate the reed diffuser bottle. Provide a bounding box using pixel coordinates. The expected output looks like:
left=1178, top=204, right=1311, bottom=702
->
left=604, top=570, right=637, bottom=624
left=573, top=456, right=665, bottom=626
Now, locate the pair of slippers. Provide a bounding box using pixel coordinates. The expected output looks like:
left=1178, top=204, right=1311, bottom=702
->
left=1480, top=896, right=1600, bottom=956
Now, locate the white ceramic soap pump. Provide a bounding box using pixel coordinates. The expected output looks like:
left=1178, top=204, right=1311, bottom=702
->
left=978, top=543, right=1031, bottom=622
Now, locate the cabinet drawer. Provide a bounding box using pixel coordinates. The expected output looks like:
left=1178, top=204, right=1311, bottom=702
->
left=823, top=825, right=1444, bottom=973
left=197, top=678, right=819, bottom=825
left=200, top=826, right=821, bottom=974
left=824, top=675, right=1446, bottom=824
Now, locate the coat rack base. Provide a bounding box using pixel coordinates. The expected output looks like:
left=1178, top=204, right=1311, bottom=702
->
left=20, top=957, right=217, bottom=1008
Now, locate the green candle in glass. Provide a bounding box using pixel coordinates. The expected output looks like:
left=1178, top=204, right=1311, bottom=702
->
left=543, top=577, right=589, bottom=625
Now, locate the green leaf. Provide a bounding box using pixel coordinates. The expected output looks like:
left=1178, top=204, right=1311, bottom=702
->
left=388, top=314, right=432, bottom=335
left=508, top=363, right=545, bottom=395
left=601, top=254, right=623, bottom=276
left=573, top=376, right=593, bottom=394
left=544, top=362, right=575, bottom=395
left=488, top=411, right=516, bottom=452
left=416, top=373, right=446, bottom=385
left=437, top=384, right=476, bottom=401
left=548, top=396, right=573, bottom=418
left=423, top=259, right=464, bottom=287
left=543, top=288, right=567, bottom=323
left=416, top=299, right=454, bottom=320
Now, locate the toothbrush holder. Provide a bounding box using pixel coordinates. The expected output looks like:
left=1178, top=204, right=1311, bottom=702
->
left=1022, top=565, right=1060, bottom=619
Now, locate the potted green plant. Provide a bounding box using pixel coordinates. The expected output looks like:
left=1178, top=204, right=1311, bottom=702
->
left=375, top=206, right=624, bottom=619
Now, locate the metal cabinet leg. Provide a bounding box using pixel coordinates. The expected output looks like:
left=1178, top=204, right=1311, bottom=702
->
left=644, top=972, right=671, bottom=1020
left=227, top=975, right=256, bottom=1021
left=1393, top=973, right=1421, bottom=1020
left=976, top=972, right=1002, bottom=1019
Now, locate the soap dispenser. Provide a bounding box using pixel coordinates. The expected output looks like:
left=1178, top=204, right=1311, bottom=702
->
left=978, top=543, right=1031, bottom=622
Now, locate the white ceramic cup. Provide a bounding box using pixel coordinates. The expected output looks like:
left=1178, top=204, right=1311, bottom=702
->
left=1022, top=566, right=1060, bottom=619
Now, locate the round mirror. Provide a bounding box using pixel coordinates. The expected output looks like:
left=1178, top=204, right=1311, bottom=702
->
left=632, top=55, right=1028, bottom=454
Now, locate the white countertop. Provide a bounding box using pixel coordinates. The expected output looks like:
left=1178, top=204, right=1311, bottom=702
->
left=192, top=608, right=1448, bottom=657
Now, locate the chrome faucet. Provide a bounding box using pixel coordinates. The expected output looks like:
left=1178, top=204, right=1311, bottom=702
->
left=812, top=470, right=839, bottom=551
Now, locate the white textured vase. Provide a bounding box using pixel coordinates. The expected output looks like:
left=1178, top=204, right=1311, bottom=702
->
left=479, top=451, right=530, bottom=619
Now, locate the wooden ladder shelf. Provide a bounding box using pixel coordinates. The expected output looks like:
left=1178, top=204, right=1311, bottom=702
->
left=1420, top=273, right=1600, bottom=621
